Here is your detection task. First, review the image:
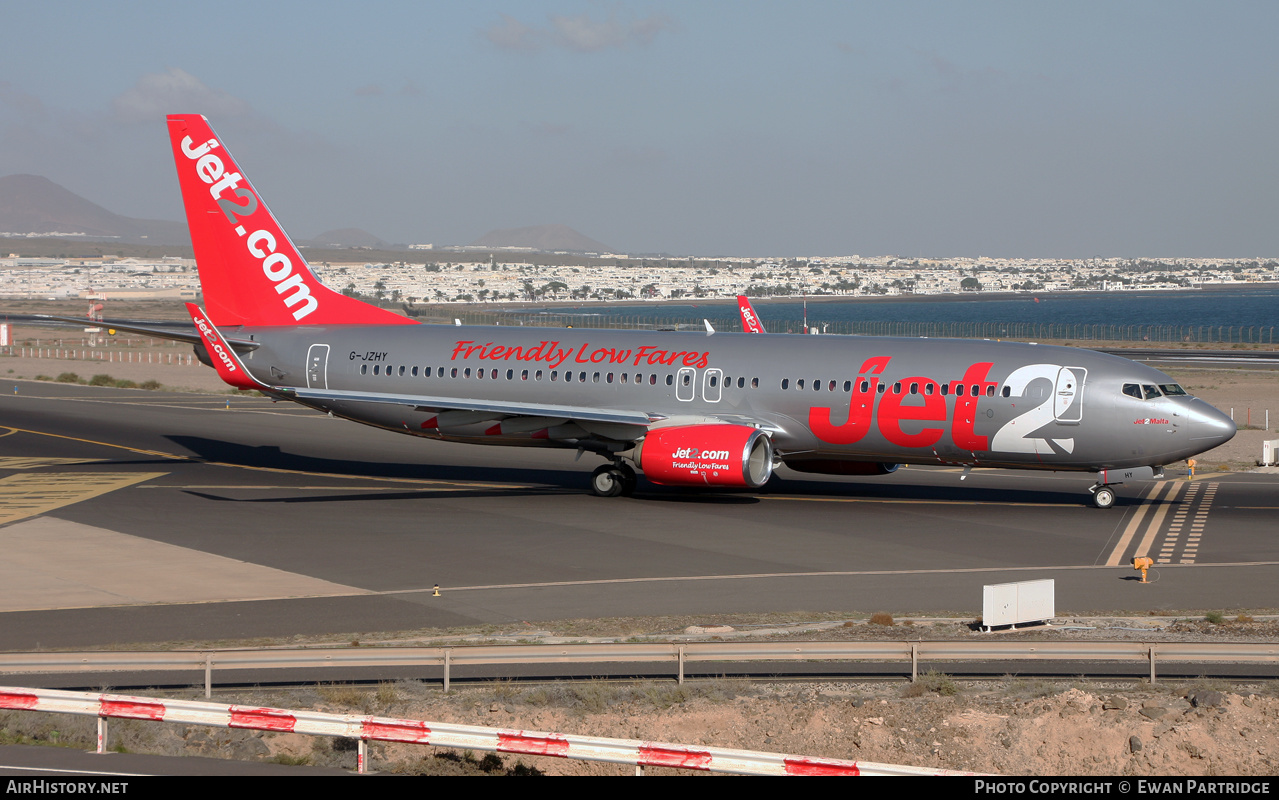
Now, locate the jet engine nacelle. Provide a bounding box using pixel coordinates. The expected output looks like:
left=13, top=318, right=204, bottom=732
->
left=784, top=459, right=900, bottom=476
left=635, top=424, right=774, bottom=488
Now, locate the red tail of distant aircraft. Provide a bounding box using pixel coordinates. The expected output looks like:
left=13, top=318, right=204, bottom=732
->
left=737, top=295, right=764, bottom=333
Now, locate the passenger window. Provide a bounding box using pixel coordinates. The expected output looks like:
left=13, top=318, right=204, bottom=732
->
left=593, top=372, right=600, bottom=383
left=751, top=377, right=759, bottom=388
left=450, top=368, right=458, bottom=378
left=709, top=375, right=718, bottom=387
left=1001, top=385, right=1010, bottom=397
left=411, top=366, right=418, bottom=377
left=740, top=377, right=747, bottom=389
left=909, top=382, right=918, bottom=395
left=797, top=379, right=805, bottom=390
left=399, top=366, right=406, bottom=377
left=666, top=374, right=673, bottom=386
left=681, top=373, right=691, bottom=386
left=361, top=364, right=367, bottom=375
left=651, top=374, right=658, bottom=386
left=814, top=380, right=821, bottom=391
left=535, top=370, right=543, bottom=380
left=373, top=365, right=381, bottom=375
left=941, top=384, right=949, bottom=396
left=522, top=370, right=529, bottom=380
left=437, top=367, right=444, bottom=378
left=892, top=382, right=902, bottom=394
left=925, top=383, right=934, bottom=395
left=829, top=380, right=837, bottom=391
left=877, top=383, right=886, bottom=394
left=505, top=369, right=512, bottom=380
left=986, top=385, right=995, bottom=397
left=782, top=378, right=790, bottom=390
left=955, top=384, right=964, bottom=396
left=565, top=371, right=573, bottom=382
left=476, top=369, right=484, bottom=379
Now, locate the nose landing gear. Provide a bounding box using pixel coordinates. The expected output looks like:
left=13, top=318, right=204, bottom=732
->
left=1089, top=484, right=1116, bottom=509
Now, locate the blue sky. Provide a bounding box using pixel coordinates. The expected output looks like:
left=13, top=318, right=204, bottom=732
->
left=2, top=1, right=1276, bottom=257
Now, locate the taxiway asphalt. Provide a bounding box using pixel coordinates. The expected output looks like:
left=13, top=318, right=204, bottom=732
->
left=1, top=381, right=1277, bottom=650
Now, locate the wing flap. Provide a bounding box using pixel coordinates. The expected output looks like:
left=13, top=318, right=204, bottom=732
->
left=283, top=386, right=656, bottom=429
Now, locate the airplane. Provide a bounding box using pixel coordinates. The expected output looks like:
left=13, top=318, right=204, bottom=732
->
left=41, top=115, right=1238, bottom=508
left=737, top=295, right=765, bottom=333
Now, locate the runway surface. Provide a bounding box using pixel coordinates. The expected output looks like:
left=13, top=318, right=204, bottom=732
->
left=2, top=380, right=1277, bottom=650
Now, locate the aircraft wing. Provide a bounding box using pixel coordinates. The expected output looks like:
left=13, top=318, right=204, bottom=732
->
left=32, top=314, right=258, bottom=350
left=283, top=385, right=658, bottom=429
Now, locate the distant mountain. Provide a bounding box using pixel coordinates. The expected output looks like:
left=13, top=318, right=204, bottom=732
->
left=471, top=224, right=611, bottom=253
left=302, top=228, right=397, bottom=250
left=0, top=174, right=189, bottom=244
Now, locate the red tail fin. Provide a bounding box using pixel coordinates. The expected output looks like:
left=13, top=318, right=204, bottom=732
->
left=737, top=295, right=764, bottom=333
left=167, top=115, right=415, bottom=329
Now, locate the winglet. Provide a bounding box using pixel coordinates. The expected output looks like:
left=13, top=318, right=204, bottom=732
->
left=185, top=302, right=269, bottom=391
left=737, top=295, right=764, bottom=333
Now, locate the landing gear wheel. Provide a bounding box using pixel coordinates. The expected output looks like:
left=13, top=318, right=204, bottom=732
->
left=1092, top=486, right=1116, bottom=509
left=590, top=465, right=625, bottom=497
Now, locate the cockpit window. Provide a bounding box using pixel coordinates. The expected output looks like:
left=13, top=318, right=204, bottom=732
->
left=1142, top=384, right=1162, bottom=400
left=1122, top=383, right=1142, bottom=399
left=1160, top=383, right=1188, bottom=396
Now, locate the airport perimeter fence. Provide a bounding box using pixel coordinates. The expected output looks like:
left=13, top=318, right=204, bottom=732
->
left=446, top=311, right=1277, bottom=345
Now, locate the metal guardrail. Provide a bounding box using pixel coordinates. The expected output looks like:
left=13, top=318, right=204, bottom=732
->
left=2, top=640, right=1276, bottom=696
left=5, top=685, right=956, bottom=775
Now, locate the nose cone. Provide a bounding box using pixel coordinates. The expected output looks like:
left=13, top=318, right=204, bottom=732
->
left=1187, top=399, right=1236, bottom=448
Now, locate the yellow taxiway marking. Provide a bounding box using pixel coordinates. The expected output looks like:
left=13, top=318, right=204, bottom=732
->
left=0, top=457, right=103, bottom=470
left=0, top=426, right=189, bottom=461
left=1103, top=481, right=1179, bottom=567
left=0, top=426, right=534, bottom=490
left=1133, top=481, right=1184, bottom=561
left=0, top=472, right=167, bottom=526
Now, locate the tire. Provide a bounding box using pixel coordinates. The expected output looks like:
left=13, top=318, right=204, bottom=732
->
left=591, top=465, right=624, bottom=497
left=1092, top=486, right=1116, bottom=509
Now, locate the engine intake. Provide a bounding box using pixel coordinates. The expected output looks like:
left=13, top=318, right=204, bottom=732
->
left=636, top=424, right=774, bottom=488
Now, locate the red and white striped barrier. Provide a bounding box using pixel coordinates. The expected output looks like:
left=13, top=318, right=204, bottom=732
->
left=0, top=685, right=970, bottom=775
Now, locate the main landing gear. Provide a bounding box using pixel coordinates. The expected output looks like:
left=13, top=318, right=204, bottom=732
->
left=590, top=462, right=638, bottom=497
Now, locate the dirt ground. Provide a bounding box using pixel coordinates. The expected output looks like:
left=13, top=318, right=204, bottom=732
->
left=3, top=617, right=1277, bottom=776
